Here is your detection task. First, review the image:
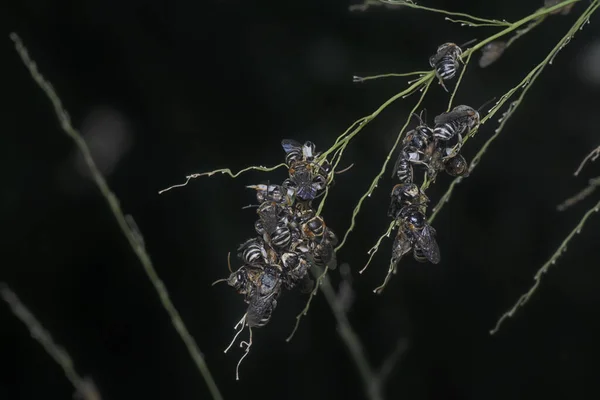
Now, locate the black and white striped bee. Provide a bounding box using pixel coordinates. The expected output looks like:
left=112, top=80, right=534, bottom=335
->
left=391, top=150, right=414, bottom=183
left=433, top=105, right=480, bottom=148
left=246, top=290, right=279, bottom=328
left=237, top=238, right=267, bottom=265
left=400, top=206, right=440, bottom=264
left=256, top=203, right=292, bottom=248
left=246, top=265, right=283, bottom=327
left=281, top=139, right=318, bottom=166
left=282, top=139, right=332, bottom=201
left=429, top=42, right=464, bottom=92
left=388, top=183, right=429, bottom=220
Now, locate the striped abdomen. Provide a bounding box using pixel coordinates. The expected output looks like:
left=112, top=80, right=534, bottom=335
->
left=433, top=118, right=465, bottom=141
left=396, top=157, right=414, bottom=184
left=270, top=223, right=291, bottom=248
left=242, top=243, right=264, bottom=264
left=435, top=55, right=458, bottom=81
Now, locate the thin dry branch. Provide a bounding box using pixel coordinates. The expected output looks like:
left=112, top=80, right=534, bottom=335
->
left=10, top=33, right=223, bottom=400
left=574, top=146, right=600, bottom=176
left=1, top=283, right=102, bottom=400
left=490, top=198, right=600, bottom=334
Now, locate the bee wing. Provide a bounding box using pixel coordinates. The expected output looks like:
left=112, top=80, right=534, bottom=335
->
left=479, top=41, right=506, bottom=68
left=295, top=183, right=318, bottom=200
left=433, top=110, right=458, bottom=125
left=281, top=139, right=303, bottom=153
left=414, top=225, right=441, bottom=264
left=391, top=228, right=413, bottom=265
left=326, top=248, right=338, bottom=270
left=391, top=149, right=406, bottom=178
left=246, top=291, right=279, bottom=328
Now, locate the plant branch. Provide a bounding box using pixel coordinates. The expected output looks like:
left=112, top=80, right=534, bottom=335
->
left=490, top=198, right=600, bottom=334
left=379, top=0, right=512, bottom=26
left=430, top=0, right=599, bottom=222
left=1, top=283, right=102, bottom=400
left=10, top=33, right=224, bottom=400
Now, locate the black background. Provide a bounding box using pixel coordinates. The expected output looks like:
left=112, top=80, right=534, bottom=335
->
left=3, top=0, right=600, bottom=399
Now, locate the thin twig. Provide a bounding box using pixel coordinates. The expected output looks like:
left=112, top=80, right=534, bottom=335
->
left=574, top=146, right=600, bottom=176
left=379, top=0, right=512, bottom=26
left=490, top=198, right=600, bottom=334
left=317, top=272, right=382, bottom=400
left=430, top=1, right=598, bottom=222
left=0, top=283, right=102, bottom=400
left=10, top=33, right=224, bottom=400
left=557, top=177, right=600, bottom=211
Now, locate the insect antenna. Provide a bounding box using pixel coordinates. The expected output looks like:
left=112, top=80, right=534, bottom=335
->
left=477, top=96, right=497, bottom=114
left=335, top=163, right=355, bottom=175
left=211, top=252, right=234, bottom=286
left=458, top=38, right=478, bottom=48
left=211, top=278, right=229, bottom=286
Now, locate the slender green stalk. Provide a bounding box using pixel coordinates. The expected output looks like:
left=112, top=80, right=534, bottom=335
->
left=380, top=0, right=512, bottom=26
left=490, top=198, right=600, bottom=334
left=1, top=283, right=102, bottom=400
left=10, top=33, right=224, bottom=400
left=430, top=0, right=599, bottom=223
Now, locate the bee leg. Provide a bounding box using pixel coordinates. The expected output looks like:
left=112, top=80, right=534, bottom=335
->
left=438, top=77, right=450, bottom=93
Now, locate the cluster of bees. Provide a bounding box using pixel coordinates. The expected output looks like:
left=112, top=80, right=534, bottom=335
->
left=216, top=140, right=338, bottom=331
left=377, top=39, right=481, bottom=277
left=384, top=104, right=479, bottom=285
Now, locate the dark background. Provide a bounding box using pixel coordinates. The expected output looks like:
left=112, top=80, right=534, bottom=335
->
left=3, top=0, right=600, bottom=399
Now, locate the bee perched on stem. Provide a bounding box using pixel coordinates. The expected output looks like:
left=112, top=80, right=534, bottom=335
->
left=394, top=206, right=440, bottom=266
left=388, top=183, right=429, bottom=220
left=281, top=139, right=332, bottom=201
left=429, top=42, right=464, bottom=92
left=433, top=105, right=480, bottom=153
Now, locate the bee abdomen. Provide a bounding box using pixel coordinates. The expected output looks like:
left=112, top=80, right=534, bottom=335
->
left=242, top=245, right=263, bottom=264
left=396, top=158, right=414, bottom=183
left=433, top=120, right=461, bottom=140
left=271, top=224, right=292, bottom=247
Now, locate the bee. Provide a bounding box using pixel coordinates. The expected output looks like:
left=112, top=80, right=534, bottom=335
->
left=281, top=252, right=311, bottom=289
left=479, top=41, right=507, bottom=68
left=256, top=203, right=292, bottom=248
left=433, top=105, right=480, bottom=147
left=391, top=150, right=414, bottom=183
left=388, top=183, right=429, bottom=219
left=444, top=153, right=469, bottom=177
left=281, top=139, right=318, bottom=166
left=237, top=238, right=267, bottom=265
left=400, top=206, right=440, bottom=264
left=302, top=216, right=326, bottom=239
left=247, top=183, right=295, bottom=206
left=403, top=113, right=434, bottom=153
left=429, top=42, right=464, bottom=92
left=312, top=242, right=337, bottom=269
left=213, top=264, right=259, bottom=299
left=391, top=227, right=413, bottom=267
left=246, top=290, right=279, bottom=328
left=288, top=162, right=328, bottom=201
left=282, top=139, right=332, bottom=201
